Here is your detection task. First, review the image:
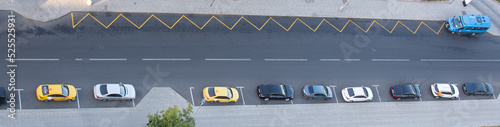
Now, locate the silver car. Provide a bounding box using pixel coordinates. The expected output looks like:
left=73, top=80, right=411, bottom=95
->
left=94, top=83, right=136, bottom=101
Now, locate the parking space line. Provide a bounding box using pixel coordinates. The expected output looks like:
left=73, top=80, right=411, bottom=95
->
left=264, top=59, right=307, bottom=62
left=329, top=85, right=338, bottom=103
left=7, top=65, right=17, bottom=67
left=372, top=85, right=381, bottom=102
left=497, top=93, right=499, bottom=99
left=89, top=58, right=127, bottom=61
left=76, top=88, right=81, bottom=108
left=142, top=58, right=191, bottom=61
left=6, top=58, right=59, bottom=61
left=236, top=86, right=245, bottom=105
left=189, top=87, right=195, bottom=105
left=290, top=100, right=293, bottom=104
left=372, top=59, right=410, bottom=62
left=344, top=59, right=360, bottom=62
left=75, top=58, right=83, bottom=61
left=205, top=58, right=251, bottom=61
left=132, top=99, right=135, bottom=107
left=320, top=59, right=341, bottom=62
left=15, top=89, right=23, bottom=109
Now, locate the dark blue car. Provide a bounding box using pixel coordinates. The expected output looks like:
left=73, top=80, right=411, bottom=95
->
left=257, top=84, right=294, bottom=101
left=463, top=82, right=494, bottom=96
left=390, top=84, right=421, bottom=100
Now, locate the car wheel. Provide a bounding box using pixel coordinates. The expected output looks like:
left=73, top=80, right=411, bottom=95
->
left=285, top=98, right=290, bottom=101
left=67, top=100, right=72, bottom=102
left=451, top=32, right=455, bottom=34
left=308, top=97, right=312, bottom=100
left=348, top=100, right=353, bottom=103
left=471, top=33, right=476, bottom=36
left=128, top=99, right=133, bottom=101
left=396, top=98, right=401, bottom=100
left=414, top=97, right=418, bottom=100
left=451, top=97, right=456, bottom=100
left=43, top=100, right=48, bottom=103
left=264, top=98, right=269, bottom=101
left=102, top=99, right=107, bottom=102
left=435, top=96, right=439, bottom=99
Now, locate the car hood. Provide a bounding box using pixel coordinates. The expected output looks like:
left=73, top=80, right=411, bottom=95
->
left=67, top=85, right=77, bottom=98
left=485, top=83, right=494, bottom=95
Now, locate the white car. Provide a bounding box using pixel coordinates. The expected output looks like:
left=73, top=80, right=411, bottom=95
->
left=94, top=83, right=136, bottom=101
left=431, top=83, right=459, bottom=99
left=341, top=86, right=373, bottom=102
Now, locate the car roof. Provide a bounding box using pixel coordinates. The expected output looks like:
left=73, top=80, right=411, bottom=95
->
left=0, top=87, right=5, bottom=97
left=352, top=87, right=366, bottom=96
left=261, top=84, right=285, bottom=95
left=462, top=15, right=491, bottom=27
left=213, top=87, right=229, bottom=97
left=435, top=83, right=452, bottom=91
left=394, top=84, right=415, bottom=95
left=309, top=85, right=326, bottom=94
left=104, top=84, right=121, bottom=94
left=46, top=84, right=63, bottom=94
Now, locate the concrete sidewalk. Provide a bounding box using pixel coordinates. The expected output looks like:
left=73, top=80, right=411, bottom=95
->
left=0, top=0, right=499, bottom=36
left=1, top=87, right=499, bottom=127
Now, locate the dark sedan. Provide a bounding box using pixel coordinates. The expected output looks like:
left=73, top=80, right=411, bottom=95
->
left=463, top=82, right=494, bottom=96
left=390, top=84, right=421, bottom=100
left=257, top=84, right=294, bottom=101
left=303, top=85, right=333, bottom=100
left=0, top=87, right=5, bottom=105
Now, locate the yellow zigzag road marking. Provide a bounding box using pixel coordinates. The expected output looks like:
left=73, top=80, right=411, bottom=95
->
left=71, top=13, right=445, bottom=35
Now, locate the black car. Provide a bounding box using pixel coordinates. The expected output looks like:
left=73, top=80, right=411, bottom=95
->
left=0, top=87, right=5, bottom=106
left=257, top=84, right=294, bottom=101
left=463, top=82, right=494, bottom=96
left=390, top=84, right=421, bottom=100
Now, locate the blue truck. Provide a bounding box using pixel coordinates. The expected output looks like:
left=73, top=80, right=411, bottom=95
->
left=445, top=14, right=491, bottom=36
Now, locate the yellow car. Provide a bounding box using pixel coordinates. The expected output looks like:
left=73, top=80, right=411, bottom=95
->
left=36, top=84, right=77, bottom=102
left=203, top=86, right=239, bottom=103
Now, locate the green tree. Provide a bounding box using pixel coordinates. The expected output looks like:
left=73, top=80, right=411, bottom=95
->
left=147, top=103, right=195, bottom=127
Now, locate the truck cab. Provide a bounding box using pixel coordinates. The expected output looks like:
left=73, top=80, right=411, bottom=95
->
left=445, top=14, right=491, bottom=35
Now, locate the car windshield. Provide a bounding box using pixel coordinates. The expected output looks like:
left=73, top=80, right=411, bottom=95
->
left=347, top=88, right=354, bottom=97
left=363, top=87, right=369, bottom=96
left=227, top=88, right=232, bottom=98
left=119, top=84, right=126, bottom=95
left=208, top=88, right=215, bottom=96
left=100, top=85, right=108, bottom=95
left=453, top=17, right=463, bottom=28
left=449, top=84, right=455, bottom=94
left=434, top=85, right=439, bottom=92
left=61, top=85, right=69, bottom=96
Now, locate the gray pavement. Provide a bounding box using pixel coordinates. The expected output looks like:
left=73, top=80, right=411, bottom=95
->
left=2, top=87, right=499, bottom=126
left=0, top=0, right=499, bottom=36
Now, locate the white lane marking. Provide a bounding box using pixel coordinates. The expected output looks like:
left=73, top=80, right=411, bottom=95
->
left=75, top=58, right=83, bottom=61
left=89, top=58, right=127, bottom=61
left=420, top=59, right=500, bottom=62
left=493, top=93, right=496, bottom=99
left=372, top=85, right=381, bottom=102
left=264, top=59, right=307, bottom=62
left=458, top=96, right=461, bottom=100
left=320, top=59, right=341, bottom=61
left=5, top=58, right=59, bottom=61
left=15, top=89, right=23, bottom=109
left=132, top=99, right=135, bottom=107
left=344, top=59, right=360, bottom=61
left=372, top=59, right=410, bottom=62
left=329, top=85, right=339, bottom=103
left=236, top=86, right=245, bottom=105
left=497, top=93, right=499, bottom=100
left=189, top=87, right=195, bottom=105
left=142, top=58, right=191, bottom=61
left=76, top=88, right=81, bottom=108
left=7, top=65, right=17, bottom=67
left=205, top=58, right=251, bottom=61
left=290, top=100, right=293, bottom=104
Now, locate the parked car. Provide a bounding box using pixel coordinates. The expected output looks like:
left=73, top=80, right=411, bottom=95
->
left=390, top=84, right=421, bottom=100
left=36, top=84, right=77, bottom=102
left=94, top=83, right=136, bottom=101
left=203, top=86, right=239, bottom=103
left=341, top=86, right=373, bottom=102
left=463, top=82, right=494, bottom=96
left=257, top=84, right=294, bottom=101
left=303, top=85, right=333, bottom=100
left=431, top=83, right=459, bottom=99
left=0, top=87, right=5, bottom=105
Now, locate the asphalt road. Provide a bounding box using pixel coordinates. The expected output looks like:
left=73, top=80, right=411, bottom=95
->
left=0, top=11, right=499, bottom=109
